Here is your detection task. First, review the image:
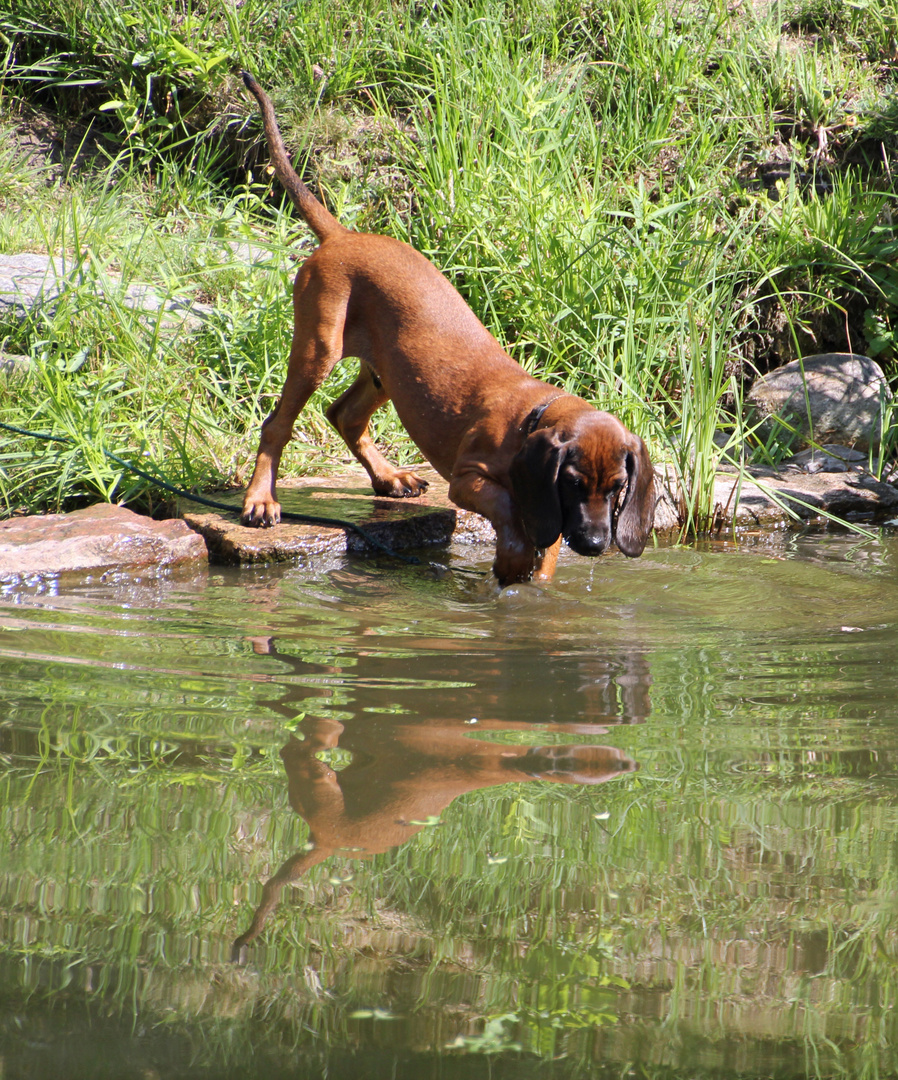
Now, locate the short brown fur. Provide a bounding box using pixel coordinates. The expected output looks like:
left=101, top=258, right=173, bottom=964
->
left=240, top=72, right=655, bottom=584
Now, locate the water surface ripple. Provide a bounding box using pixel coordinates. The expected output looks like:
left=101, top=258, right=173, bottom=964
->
left=2, top=531, right=898, bottom=1079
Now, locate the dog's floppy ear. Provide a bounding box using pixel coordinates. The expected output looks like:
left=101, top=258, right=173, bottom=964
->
left=510, top=428, right=567, bottom=549
left=614, top=434, right=655, bottom=557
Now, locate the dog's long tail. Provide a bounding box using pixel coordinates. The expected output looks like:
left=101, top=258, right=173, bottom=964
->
left=241, top=71, right=346, bottom=242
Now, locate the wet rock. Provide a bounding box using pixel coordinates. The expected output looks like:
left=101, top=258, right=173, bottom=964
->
left=179, top=473, right=476, bottom=565
left=7, top=465, right=888, bottom=584
left=746, top=353, right=891, bottom=451
left=0, top=504, right=208, bottom=582
left=183, top=509, right=349, bottom=565
left=185, top=463, right=898, bottom=567
left=179, top=472, right=687, bottom=564
left=784, top=445, right=867, bottom=474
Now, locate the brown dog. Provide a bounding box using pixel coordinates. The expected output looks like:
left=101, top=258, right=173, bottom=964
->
left=240, top=73, right=655, bottom=585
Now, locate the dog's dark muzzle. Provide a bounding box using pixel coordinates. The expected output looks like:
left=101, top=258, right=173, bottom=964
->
left=565, top=529, right=611, bottom=557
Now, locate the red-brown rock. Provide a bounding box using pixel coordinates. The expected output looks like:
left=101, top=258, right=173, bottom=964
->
left=0, top=503, right=208, bottom=581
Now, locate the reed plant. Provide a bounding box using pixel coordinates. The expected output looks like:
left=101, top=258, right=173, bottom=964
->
left=0, top=0, right=895, bottom=527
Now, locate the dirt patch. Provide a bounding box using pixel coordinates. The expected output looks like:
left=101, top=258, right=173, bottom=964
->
left=734, top=289, right=868, bottom=379
left=7, top=103, right=114, bottom=183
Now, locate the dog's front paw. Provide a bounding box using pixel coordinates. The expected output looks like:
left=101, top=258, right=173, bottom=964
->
left=241, top=497, right=281, bottom=527
left=492, top=551, right=537, bottom=587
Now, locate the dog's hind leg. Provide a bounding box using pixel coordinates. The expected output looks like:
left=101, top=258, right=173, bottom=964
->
left=326, top=362, right=430, bottom=497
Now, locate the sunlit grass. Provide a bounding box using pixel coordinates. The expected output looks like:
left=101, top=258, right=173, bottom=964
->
left=0, top=0, right=895, bottom=527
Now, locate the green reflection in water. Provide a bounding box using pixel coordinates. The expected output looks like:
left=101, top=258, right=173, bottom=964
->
left=1, top=533, right=898, bottom=1078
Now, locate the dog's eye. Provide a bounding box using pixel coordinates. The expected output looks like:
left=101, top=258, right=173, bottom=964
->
left=610, top=479, right=625, bottom=497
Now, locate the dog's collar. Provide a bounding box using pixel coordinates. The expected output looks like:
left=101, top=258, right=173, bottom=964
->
left=521, top=395, right=567, bottom=438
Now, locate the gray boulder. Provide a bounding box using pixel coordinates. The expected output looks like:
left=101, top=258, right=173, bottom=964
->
left=0, top=252, right=213, bottom=331
left=0, top=351, right=31, bottom=377
left=746, top=353, right=892, bottom=451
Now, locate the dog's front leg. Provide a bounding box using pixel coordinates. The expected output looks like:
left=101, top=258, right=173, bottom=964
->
left=449, top=471, right=546, bottom=585
left=242, top=398, right=293, bottom=526
left=243, top=365, right=323, bottom=525
left=243, top=267, right=345, bottom=526
left=532, top=538, right=562, bottom=582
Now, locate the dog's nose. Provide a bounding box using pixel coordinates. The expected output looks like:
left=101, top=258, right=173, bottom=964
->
left=566, top=532, right=609, bottom=557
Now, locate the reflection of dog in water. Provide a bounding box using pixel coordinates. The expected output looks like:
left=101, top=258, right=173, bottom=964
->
left=232, top=716, right=637, bottom=961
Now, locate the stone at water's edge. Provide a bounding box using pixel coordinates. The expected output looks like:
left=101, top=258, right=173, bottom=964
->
left=178, top=472, right=488, bottom=565
left=0, top=504, right=208, bottom=582
left=709, top=465, right=898, bottom=526
left=182, top=466, right=898, bottom=567
left=746, top=353, right=892, bottom=451
left=2, top=462, right=896, bottom=582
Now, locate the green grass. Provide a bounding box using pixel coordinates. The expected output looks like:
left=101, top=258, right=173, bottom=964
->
left=0, top=0, right=896, bottom=524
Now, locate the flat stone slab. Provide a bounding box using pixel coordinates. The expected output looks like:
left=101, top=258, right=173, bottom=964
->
left=0, top=504, right=208, bottom=582
left=179, top=471, right=492, bottom=565
left=708, top=464, right=898, bottom=526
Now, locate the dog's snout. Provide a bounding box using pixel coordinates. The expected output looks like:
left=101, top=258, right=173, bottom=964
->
left=566, top=531, right=610, bottom=557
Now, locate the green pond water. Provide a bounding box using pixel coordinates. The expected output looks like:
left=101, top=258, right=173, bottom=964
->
left=2, top=530, right=898, bottom=1080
